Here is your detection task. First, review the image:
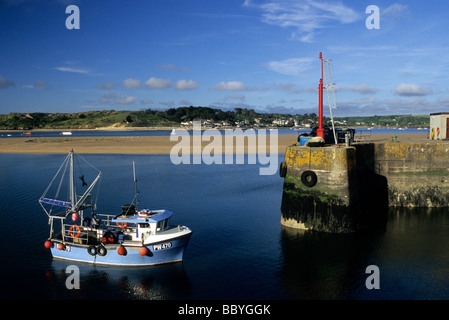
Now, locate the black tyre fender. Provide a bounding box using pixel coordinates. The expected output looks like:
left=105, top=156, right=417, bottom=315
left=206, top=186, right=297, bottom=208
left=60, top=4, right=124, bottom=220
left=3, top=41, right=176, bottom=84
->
left=97, top=245, right=107, bottom=256
left=301, top=170, right=317, bottom=187
left=87, top=245, right=97, bottom=256
left=279, top=162, right=287, bottom=178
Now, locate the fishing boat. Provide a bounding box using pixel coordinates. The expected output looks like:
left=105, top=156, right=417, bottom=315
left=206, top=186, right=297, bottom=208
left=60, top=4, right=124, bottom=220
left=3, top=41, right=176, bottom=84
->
left=61, top=131, right=72, bottom=135
left=40, top=150, right=192, bottom=266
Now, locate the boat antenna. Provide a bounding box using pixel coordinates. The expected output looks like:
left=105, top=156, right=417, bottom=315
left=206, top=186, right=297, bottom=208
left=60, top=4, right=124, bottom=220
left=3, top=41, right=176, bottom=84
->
left=323, top=57, right=338, bottom=144
left=133, top=161, right=140, bottom=210
left=316, top=52, right=325, bottom=140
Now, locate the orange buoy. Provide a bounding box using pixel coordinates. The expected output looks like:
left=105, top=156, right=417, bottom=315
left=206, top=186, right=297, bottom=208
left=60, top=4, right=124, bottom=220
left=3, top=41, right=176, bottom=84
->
left=44, top=240, right=53, bottom=249
left=57, top=243, right=65, bottom=250
left=117, top=245, right=127, bottom=256
left=139, top=246, right=148, bottom=256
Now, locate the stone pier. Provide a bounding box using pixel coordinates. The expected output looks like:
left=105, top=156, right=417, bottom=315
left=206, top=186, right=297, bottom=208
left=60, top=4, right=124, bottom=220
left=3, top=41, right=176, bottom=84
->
left=279, top=140, right=449, bottom=233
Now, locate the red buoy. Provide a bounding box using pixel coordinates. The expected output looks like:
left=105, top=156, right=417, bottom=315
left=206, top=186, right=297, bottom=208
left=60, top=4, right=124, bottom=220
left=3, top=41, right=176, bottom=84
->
left=117, top=245, right=127, bottom=256
left=72, top=212, right=79, bottom=222
left=139, top=246, right=148, bottom=256
left=57, top=243, right=65, bottom=250
left=44, top=240, right=53, bottom=249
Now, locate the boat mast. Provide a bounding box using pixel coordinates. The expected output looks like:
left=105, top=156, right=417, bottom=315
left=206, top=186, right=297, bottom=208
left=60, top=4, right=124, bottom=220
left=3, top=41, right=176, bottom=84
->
left=133, top=161, right=139, bottom=210
left=69, top=149, right=75, bottom=211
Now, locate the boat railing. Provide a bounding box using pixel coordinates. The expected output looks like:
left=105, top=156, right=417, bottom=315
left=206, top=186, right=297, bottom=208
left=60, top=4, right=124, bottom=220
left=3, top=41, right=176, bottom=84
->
left=60, top=213, right=123, bottom=245
left=63, top=224, right=92, bottom=245
left=95, top=213, right=118, bottom=228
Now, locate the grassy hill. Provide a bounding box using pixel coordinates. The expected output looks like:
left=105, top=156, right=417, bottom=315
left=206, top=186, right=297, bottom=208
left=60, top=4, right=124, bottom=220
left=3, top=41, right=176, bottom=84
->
left=0, top=107, right=430, bottom=130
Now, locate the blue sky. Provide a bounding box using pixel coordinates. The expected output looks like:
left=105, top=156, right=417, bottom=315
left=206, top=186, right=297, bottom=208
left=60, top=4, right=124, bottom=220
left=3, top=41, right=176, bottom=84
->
left=1, top=0, right=449, bottom=117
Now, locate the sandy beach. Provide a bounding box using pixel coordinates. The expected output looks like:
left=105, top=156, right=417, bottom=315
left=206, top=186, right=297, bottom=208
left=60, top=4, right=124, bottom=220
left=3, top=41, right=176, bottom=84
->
left=0, top=132, right=433, bottom=155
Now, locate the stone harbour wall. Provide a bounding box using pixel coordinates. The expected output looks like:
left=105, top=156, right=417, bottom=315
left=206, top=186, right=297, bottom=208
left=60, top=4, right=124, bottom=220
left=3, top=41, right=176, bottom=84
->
left=280, top=141, right=448, bottom=233
left=375, top=142, right=449, bottom=207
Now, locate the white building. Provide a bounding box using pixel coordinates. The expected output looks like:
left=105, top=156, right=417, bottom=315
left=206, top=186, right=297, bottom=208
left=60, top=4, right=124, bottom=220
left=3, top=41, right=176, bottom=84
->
left=430, top=112, right=449, bottom=140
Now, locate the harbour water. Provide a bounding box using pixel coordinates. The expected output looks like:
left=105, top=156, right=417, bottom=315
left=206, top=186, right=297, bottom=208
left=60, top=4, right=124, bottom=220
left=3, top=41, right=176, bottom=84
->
left=0, top=127, right=427, bottom=139
left=1, top=153, right=449, bottom=300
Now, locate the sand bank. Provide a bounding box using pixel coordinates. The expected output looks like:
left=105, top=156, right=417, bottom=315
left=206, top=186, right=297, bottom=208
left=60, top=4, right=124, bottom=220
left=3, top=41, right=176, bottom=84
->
left=0, top=133, right=430, bottom=155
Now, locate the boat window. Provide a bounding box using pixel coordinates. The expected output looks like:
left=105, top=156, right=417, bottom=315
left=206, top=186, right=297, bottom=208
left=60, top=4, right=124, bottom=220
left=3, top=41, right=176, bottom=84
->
left=156, top=219, right=169, bottom=231
left=139, top=223, right=149, bottom=228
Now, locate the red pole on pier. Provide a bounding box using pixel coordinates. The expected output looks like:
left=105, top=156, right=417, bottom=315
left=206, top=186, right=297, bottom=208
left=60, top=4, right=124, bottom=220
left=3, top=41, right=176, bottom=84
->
left=316, top=52, right=325, bottom=140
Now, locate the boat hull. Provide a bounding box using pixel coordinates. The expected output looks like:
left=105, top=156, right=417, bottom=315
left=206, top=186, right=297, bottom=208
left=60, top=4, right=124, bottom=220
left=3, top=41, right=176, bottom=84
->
left=49, top=233, right=191, bottom=266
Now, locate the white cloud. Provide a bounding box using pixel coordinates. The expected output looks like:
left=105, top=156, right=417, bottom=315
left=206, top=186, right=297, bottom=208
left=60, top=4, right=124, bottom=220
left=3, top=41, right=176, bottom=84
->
left=394, top=83, right=432, bottom=97
left=266, top=57, right=313, bottom=76
left=0, top=76, right=15, bottom=89
left=54, top=66, right=90, bottom=74
left=175, top=79, right=199, bottom=90
left=244, top=0, right=361, bottom=42
left=382, top=3, right=409, bottom=17
left=144, top=77, right=171, bottom=89
left=115, top=95, right=138, bottom=105
left=123, top=78, right=142, bottom=88
left=209, top=81, right=247, bottom=91
left=334, top=96, right=448, bottom=116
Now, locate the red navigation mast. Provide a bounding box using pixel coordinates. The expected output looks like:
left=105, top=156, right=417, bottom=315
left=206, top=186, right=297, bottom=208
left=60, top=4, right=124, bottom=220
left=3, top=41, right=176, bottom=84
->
left=316, top=52, right=325, bottom=140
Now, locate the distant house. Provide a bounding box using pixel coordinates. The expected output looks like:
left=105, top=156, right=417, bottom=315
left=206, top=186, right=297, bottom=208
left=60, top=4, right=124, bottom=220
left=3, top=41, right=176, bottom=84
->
left=430, top=112, right=449, bottom=140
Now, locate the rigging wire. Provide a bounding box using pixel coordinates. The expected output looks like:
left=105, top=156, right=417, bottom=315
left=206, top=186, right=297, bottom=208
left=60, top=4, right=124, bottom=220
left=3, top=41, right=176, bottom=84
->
left=39, top=151, right=102, bottom=217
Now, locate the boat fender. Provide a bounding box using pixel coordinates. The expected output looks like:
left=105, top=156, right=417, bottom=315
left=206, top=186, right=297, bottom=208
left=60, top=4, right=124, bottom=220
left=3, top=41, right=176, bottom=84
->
left=279, top=162, right=287, bottom=178
left=139, top=246, right=149, bottom=256
left=117, top=245, right=127, bottom=256
left=87, top=245, right=97, bottom=256
left=301, top=170, right=318, bottom=187
left=97, top=245, right=107, bottom=257
left=44, top=240, right=53, bottom=249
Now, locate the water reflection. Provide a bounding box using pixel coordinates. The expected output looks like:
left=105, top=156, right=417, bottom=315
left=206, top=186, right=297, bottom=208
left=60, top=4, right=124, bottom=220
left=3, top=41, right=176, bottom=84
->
left=280, top=207, right=449, bottom=300
left=46, top=260, right=192, bottom=300
left=280, top=226, right=385, bottom=299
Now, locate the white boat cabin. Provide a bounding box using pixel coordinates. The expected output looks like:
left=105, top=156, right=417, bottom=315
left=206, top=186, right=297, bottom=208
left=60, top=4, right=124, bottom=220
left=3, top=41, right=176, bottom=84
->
left=112, top=209, right=173, bottom=242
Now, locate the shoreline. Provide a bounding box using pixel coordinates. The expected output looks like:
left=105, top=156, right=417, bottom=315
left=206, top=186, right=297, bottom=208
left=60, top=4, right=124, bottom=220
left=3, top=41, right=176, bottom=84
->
left=0, top=125, right=430, bottom=132
left=0, top=133, right=432, bottom=155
